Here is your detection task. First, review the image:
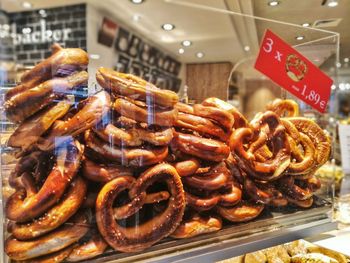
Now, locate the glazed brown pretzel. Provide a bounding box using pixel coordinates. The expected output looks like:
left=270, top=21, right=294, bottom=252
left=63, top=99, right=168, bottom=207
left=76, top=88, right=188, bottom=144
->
left=171, top=212, right=222, bottom=239
left=266, top=99, right=299, bottom=117
left=113, top=97, right=177, bottom=127
left=11, top=176, right=87, bottom=240
left=278, top=176, right=320, bottom=201
left=171, top=132, right=230, bottom=162
left=94, top=123, right=173, bottom=146
left=5, top=212, right=90, bottom=261
left=96, top=163, right=185, bottom=252
left=96, top=67, right=178, bottom=107
left=193, top=104, right=234, bottom=131
left=85, top=130, right=168, bottom=167
left=6, top=139, right=83, bottom=222
left=4, top=71, right=88, bottom=123
left=216, top=201, right=265, bottom=222
left=37, top=91, right=111, bottom=151
left=230, top=112, right=291, bottom=181
left=5, top=44, right=88, bottom=101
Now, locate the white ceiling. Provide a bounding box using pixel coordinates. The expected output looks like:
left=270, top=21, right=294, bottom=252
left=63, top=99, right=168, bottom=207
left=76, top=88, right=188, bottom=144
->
left=1, top=0, right=346, bottom=70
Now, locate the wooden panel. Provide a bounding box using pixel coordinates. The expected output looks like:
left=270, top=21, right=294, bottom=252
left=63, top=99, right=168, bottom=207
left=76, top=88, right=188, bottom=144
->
left=186, top=62, right=232, bottom=103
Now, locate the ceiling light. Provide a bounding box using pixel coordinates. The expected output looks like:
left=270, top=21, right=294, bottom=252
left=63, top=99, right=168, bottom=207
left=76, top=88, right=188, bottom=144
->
left=90, top=54, right=100, bottom=60
left=178, top=48, right=185, bottom=54
left=331, top=84, right=336, bottom=90
left=268, top=1, right=279, bottom=7
left=302, top=23, right=310, bottom=27
left=133, top=14, right=141, bottom=22
left=339, top=83, right=345, bottom=90
left=327, top=0, right=338, bottom=7
left=130, top=0, right=144, bottom=4
left=344, top=58, right=349, bottom=63
left=295, top=36, right=304, bottom=41
left=244, top=45, right=250, bottom=52
left=22, top=1, right=32, bottom=8
left=196, top=52, right=204, bottom=58
left=336, top=62, right=341, bottom=68
left=162, top=23, right=175, bottom=31
left=182, top=40, right=192, bottom=47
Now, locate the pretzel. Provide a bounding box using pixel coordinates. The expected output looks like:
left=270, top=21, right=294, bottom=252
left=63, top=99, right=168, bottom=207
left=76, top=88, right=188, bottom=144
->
left=185, top=181, right=242, bottom=211
left=85, top=130, right=168, bottom=167
left=8, top=101, right=70, bottom=151
left=244, top=177, right=288, bottom=207
left=15, top=244, right=76, bottom=263
left=94, top=123, right=173, bottom=146
left=174, top=102, right=194, bottom=114
left=278, top=176, right=314, bottom=201
left=171, top=212, right=222, bottom=239
left=216, top=201, right=264, bottom=222
left=183, top=162, right=231, bottom=191
left=113, top=97, right=177, bottom=127
left=66, top=232, right=108, bottom=262
left=287, top=117, right=331, bottom=168
left=37, top=91, right=111, bottom=151
left=230, top=112, right=291, bottom=181
left=4, top=71, right=88, bottom=123
left=96, top=67, right=178, bottom=107
left=12, top=176, right=87, bottom=240
left=193, top=104, right=234, bottom=131
left=175, top=112, right=229, bottom=141
left=5, top=44, right=88, bottom=101
left=171, top=132, right=230, bottom=162
left=82, top=157, right=133, bottom=183
left=5, top=212, right=90, bottom=261
left=172, top=158, right=201, bottom=177
left=6, top=139, right=83, bottom=222
left=96, top=163, right=185, bottom=252
left=287, top=196, right=313, bottom=208
left=202, top=97, right=248, bottom=128
left=266, top=99, right=299, bottom=117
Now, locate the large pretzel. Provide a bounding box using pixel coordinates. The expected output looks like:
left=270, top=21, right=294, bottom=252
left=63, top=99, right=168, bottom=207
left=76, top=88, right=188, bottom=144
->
left=96, top=163, right=185, bottom=252
left=278, top=176, right=320, bottom=201
left=216, top=201, right=264, bottom=222
left=85, top=130, right=168, bottom=167
left=113, top=97, right=177, bottom=127
left=5, top=212, right=90, bottom=261
left=5, top=44, right=88, bottom=101
left=193, top=104, right=234, bottom=131
left=266, top=99, right=299, bottom=117
left=230, top=111, right=291, bottom=181
left=6, top=139, right=83, bottom=222
left=37, top=91, right=111, bottom=151
left=94, top=123, right=173, bottom=146
left=171, top=132, right=230, bottom=162
left=4, top=71, right=88, bottom=123
left=11, top=176, right=87, bottom=240
left=96, top=67, right=178, bottom=107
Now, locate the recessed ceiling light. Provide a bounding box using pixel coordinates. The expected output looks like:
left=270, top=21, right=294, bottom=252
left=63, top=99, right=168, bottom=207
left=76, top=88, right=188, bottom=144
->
left=295, top=36, right=304, bottom=41
left=22, top=1, right=32, bottom=8
left=90, top=54, right=100, bottom=60
left=336, top=62, right=341, bottom=68
left=162, top=23, right=175, bottom=31
left=196, top=52, right=204, bottom=58
left=327, top=0, right=338, bottom=7
left=331, top=84, right=336, bottom=90
left=182, top=40, right=192, bottom=47
left=344, top=58, right=349, bottom=63
left=244, top=45, right=250, bottom=52
left=268, top=1, right=279, bottom=7
left=302, top=23, right=310, bottom=27
left=178, top=48, right=185, bottom=54
left=130, top=0, right=144, bottom=4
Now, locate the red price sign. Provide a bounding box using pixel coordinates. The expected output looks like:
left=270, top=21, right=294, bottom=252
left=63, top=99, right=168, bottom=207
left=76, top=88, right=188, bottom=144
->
left=255, top=30, right=333, bottom=113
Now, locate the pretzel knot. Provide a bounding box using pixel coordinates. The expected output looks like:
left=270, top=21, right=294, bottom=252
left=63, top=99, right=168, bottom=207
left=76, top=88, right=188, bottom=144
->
left=229, top=111, right=291, bottom=181
left=96, top=163, right=185, bottom=252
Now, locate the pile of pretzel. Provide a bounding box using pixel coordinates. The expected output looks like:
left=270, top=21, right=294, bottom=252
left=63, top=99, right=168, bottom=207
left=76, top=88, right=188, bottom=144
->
left=3, top=45, right=331, bottom=262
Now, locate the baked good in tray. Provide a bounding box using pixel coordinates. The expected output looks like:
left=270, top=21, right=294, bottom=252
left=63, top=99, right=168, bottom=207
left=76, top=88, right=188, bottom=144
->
left=2, top=44, right=331, bottom=262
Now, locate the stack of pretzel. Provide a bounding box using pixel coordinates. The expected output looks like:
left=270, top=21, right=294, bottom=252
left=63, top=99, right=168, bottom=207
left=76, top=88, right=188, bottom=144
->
left=2, top=44, right=331, bottom=262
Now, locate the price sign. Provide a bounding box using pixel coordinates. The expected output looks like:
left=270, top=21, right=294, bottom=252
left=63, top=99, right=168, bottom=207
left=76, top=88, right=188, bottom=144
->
left=255, top=30, right=333, bottom=113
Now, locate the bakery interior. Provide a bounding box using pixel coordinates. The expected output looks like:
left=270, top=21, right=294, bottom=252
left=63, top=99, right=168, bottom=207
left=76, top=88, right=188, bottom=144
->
left=0, top=0, right=350, bottom=262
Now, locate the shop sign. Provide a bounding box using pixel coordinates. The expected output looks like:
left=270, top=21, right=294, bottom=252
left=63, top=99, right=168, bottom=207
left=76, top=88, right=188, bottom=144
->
left=339, top=124, right=350, bottom=173
left=255, top=29, right=333, bottom=113
left=11, top=19, right=72, bottom=45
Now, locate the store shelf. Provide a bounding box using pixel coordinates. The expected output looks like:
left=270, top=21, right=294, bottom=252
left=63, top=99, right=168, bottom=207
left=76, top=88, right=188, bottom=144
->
left=92, top=197, right=335, bottom=263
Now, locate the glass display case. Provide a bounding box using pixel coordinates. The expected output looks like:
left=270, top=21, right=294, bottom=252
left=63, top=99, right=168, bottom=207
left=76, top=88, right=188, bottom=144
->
left=0, top=1, right=340, bottom=262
